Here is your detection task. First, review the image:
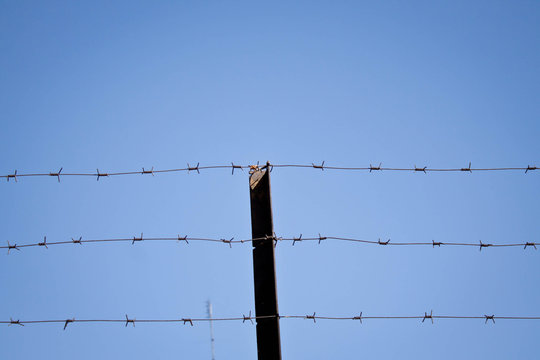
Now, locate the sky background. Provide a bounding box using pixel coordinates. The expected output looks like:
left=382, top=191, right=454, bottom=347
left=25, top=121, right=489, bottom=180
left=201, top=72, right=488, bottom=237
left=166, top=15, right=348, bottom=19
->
left=1, top=1, right=539, bottom=359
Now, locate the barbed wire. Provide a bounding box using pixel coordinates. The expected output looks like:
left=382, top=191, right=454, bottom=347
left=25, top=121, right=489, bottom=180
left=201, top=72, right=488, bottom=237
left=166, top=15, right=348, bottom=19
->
left=4, top=312, right=540, bottom=329
left=1, top=162, right=537, bottom=182
left=1, top=234, right=537, bottom=253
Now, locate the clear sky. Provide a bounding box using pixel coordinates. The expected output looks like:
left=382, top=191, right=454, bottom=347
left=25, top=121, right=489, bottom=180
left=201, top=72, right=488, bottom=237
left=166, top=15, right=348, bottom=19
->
left=1, top=1, right=539, bottom=359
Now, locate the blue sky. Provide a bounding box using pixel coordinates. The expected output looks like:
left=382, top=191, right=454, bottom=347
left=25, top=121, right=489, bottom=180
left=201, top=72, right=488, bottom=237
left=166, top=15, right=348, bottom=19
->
left=1, top=1, right=539, bottom=359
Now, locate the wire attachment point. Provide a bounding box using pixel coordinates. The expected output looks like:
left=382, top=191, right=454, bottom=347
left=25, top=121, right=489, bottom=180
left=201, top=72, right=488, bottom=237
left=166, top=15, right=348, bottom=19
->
left=422, top=310, right=434, bottom=324
left=49, top=167, right=63, bottom=182
left=132, top=233, right=143, bottom=245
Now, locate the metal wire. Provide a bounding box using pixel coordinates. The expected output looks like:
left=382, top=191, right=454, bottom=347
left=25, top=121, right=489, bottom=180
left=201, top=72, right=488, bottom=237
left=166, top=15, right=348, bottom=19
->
left=1, top=162, right=537, bottom=182
left=1, top=234, right=537, bottom=253
left=4, top=312, right=540, bottom=328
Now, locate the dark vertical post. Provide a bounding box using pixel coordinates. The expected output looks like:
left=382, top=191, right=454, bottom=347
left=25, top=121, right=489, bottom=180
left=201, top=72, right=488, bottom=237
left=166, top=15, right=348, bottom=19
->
left=250, top=164, right=282, bottom=360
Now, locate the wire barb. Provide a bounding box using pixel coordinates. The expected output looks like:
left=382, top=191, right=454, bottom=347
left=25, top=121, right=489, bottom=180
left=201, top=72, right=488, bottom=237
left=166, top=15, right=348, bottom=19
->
left=479, top=241, right=492, bottom=251
left=177, top=235, right=188, bottom=244
left=432, top=240, right=443, bottom=247
left=187, top=163, right=200, bottom=174
left=414, top=165, right=427, bottom=173
left=7, top=170, right=17, bottom=182
left=312, top=161, right=325, bottom=171
left=243, top=311, right=254, bottom=325
left=7, top=241, right=20, bottom=254
left=525, top=165, right=537, bottom=174
left=132, top=233, right=143, bottom=245
left=182, top=318, right=193, bottom=326
left=306, top=312, right=316, bottom=323
left=96, top=169, right=108, bottom=181
left=221, top=237, right=234, bottom=248
left=318, top=233, right=327, bottom=244
left=125, top=314, right=135, bottom=327
left=369, top=163, right=382, bottom=172
left=38, top=236, right=48, bottom=249
left=292, top=234, right=303, bottom=246
left=484, top=315, right=495, bottom=324
left=9, top=318, right=24, bottom=326
left=461, top=162, right=472, bottom=173
left=72, top=236, right=82, bottom=245
left=378, top=238, right=390, bottom=245
left=231, top=162, right=243, bottom=175
left=63, top=318, right=75, bottom=330
left=422, top=310, right=434, bottom=324
left=141, top=167, right=154, bottom=176
left=353, top=312, right=363, bottom=323
left=524, top=242, right=537, bottom=250
left=49, top=167, right=63, bottom=182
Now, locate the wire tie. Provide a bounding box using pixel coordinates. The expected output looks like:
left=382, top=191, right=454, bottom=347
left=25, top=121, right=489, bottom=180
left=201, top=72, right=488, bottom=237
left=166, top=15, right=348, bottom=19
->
left=142, top=167, right=154, bottom=176
left=292, top=234, right=302, bottom=246
left=125, top=314, right=135, bottom=327
left=231, top=162, right=243, bottom=175
left=7, top=241, right=20, bottom=254
left=432, top=240, right=443, bottom=247
left=525, top=165, right=537, bottom=174
left=369, top=163, right=382, bottom=172
left=7, top=170, right=17, bottom=182
left=422, top=310, right=434, bottom=324
left=461, top=162, right=472, bottom=173
left=249, top=161, right=260, bottom=174
left=132, top=233, right=143, bottom=245
left=414, top=165, right=427, bottom=173
left=9, top=318, right=23, bottom=326
left=312, top=161, right=325, bottom=171
left=221, top=237, right=234, bottom=248
left=243, top=310, right=254, bottom=324
left=182, top=318, right=193, bottom=326
left=524, top=242, right=537, bottom=250
left=49, top=167, right=63, bottom=182
left=479, top=241, right=492, bottom=251
left=187, top=163, right=200, bottom=174
left=378, top=238, right=390, bottom=245
left=72, top=236, right=83, bottom=245
left=318, top=233, right=327, bottom=244
left=38, top=236, right=48, bottom=249
left=306, top=312, right=316, bottom=323
left=96, top=169, right=108, bottom=181
left=353, top=312, right=363, bottom=323
left=177, top=235, right=188, bottom=244
left=63, top=318, right=75, bottom=330
left=484, top=315, right=495, bottom=324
